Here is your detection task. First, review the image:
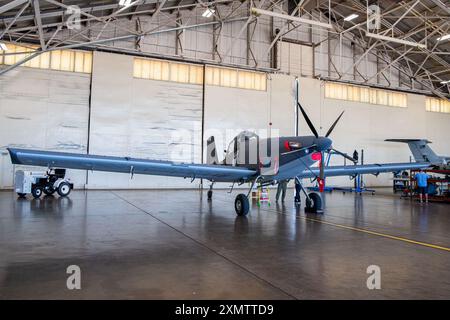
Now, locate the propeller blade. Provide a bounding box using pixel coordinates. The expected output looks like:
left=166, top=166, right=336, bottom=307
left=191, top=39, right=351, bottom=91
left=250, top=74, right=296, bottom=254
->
left=330, top=147, right=357, bottom=164
left=319, top=153, right=325, bottom=180
left=297, top=102, right=319, bottom=138
left=325, top=110, right=345, bottom=137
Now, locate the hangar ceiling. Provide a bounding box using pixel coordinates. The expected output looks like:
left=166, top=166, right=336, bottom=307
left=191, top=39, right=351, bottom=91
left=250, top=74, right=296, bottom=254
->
left=0, top=0, right=449, bottom=99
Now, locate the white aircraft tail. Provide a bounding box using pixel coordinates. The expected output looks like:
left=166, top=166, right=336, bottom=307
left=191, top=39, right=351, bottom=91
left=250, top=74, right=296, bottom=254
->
left=385, top=139, right=441, bottom=164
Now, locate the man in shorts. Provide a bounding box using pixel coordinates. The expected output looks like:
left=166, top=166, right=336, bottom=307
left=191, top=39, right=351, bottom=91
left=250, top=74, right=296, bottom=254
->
left=415, top=169, right=429, bottom=203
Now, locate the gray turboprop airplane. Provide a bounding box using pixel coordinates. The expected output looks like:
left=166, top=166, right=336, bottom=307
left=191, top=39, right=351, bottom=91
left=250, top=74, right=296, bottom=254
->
left=8, top=103, right=441, bottom=216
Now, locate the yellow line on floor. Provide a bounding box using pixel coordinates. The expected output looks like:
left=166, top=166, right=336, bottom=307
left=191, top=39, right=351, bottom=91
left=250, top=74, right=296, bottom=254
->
left=301, top=216, right=450, bottom=252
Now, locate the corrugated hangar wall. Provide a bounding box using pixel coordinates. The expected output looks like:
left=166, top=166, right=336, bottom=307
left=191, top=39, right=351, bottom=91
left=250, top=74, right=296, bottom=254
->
left=0, top=66, right=90, bottom=189
left=88, top=51, right=295, bottom=189
left=1, top=50, right=450, bottom=189
left=88, top=51, right=203, bottom=189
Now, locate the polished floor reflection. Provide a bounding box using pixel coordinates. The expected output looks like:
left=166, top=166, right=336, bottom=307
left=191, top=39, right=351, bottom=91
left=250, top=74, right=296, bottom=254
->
left=0, top=188, right=449, bottom=299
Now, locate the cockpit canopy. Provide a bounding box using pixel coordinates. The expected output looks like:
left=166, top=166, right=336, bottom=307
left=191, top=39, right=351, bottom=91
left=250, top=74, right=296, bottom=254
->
left=224, top=131, right=260, bottom=167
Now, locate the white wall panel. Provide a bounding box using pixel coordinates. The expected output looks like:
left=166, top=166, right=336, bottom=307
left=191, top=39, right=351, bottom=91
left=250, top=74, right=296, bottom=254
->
left=88, top=51, right=202, bottom=189
left=0, top=67, right=90, bottom=189
left=278, top=42, right=313, bottom=77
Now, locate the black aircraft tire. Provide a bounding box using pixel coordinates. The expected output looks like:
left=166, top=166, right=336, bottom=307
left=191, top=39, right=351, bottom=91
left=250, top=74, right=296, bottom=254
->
left=207, top=190, right=213, bottom=200
left=31, top=186, right=43, bottom=199
left=305, top=192, right=322, bottom=213
left=17, top=193, right=26, bottom=198
left=57, top=182, right=71, bottom=197
left=44, top=185, right=55, bottom=195
left=235, top=194, right=249, bottom=216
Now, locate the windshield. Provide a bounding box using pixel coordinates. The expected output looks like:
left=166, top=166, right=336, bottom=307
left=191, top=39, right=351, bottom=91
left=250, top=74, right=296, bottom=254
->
left=225, top=131, right=259, bottom=166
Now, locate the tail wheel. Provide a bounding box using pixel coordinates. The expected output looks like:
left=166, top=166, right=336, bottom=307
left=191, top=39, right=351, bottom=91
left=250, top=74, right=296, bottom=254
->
left=57, top=182, right=71, bottom=197
left=235, top=194, right=249, bottom=216
left=31, top=186, right=43, bottom=199
left=207, top=190, right=213, bottom=200
left=305, top=192, right=323, bottom=213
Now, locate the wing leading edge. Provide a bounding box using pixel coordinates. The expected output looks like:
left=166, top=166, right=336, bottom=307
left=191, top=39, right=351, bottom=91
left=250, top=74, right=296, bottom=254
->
left=298, top=162, right=430, bottom=179
left=7, top=148, right=257, bottom=183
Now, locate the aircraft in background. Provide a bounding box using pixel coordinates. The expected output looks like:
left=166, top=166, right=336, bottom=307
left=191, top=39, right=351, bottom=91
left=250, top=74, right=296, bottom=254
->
left=8, top=103, right=440, bottom=216
left=385, top=139, right=449, bottom=170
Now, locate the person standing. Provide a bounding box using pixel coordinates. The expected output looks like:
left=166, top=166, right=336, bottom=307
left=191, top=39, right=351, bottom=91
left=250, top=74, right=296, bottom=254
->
left=276, top=179, right=288, bottom=202
left=294, top=178, right=301, bottom=204
left=415, top=169, right=429, bottom=203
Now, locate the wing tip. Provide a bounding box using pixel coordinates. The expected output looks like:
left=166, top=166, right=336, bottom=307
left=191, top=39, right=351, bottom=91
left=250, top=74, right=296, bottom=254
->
left=6, top=147, right=20, bottom=164
left=385, top=139, right=432, bottom=144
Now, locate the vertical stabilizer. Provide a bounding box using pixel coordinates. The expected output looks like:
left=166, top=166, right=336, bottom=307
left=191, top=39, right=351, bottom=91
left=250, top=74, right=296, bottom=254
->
left=385, top=139, right=440, bottom=163
left=206, top=136, right=219, bottom=165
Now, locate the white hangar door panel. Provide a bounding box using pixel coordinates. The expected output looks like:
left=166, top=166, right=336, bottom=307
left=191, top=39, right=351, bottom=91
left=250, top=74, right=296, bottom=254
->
left=277, top=41, right=313, bottom=77
left=0, top=67, right=90, bottom=189
left=88, top=52, right=202, bottom=189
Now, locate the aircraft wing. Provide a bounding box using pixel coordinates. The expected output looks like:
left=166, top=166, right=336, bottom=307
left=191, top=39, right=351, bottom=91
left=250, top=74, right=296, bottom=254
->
left=7, top=148, right=257, bottom=183
left=298, top=162, right=430, bottom=179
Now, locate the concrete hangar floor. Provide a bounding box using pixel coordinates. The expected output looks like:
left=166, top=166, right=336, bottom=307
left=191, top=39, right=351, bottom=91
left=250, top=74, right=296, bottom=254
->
left=0, top=188, right=449, bottom=299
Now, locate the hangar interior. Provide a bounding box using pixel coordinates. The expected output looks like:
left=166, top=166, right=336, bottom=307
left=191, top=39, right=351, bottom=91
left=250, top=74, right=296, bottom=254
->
left=0, top=0, right=449, bottom=299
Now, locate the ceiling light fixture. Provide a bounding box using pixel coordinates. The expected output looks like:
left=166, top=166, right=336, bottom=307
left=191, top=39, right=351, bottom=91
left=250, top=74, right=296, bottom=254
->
left=119, top=0, right=132, bottom=7
left=0, top=42, right=8, bottom=51
left=440, top=80, right=450, bottom=84
left=202, top=8, right=215, bottom=18
left=436, top=34, right=450, bottom=41
left=344, top=13, right=359, bottom=21
left=366, top=32, right=427, bottom=49
left=251, top=7, right=332, bottom=29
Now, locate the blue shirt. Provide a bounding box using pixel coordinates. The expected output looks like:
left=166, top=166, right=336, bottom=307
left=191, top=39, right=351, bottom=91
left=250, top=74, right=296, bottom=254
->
left=415, top=172, right=429, bottom=187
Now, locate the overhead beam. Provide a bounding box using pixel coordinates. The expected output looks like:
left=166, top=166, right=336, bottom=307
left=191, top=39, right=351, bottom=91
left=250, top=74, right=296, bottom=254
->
left=318, top=2, right=449, bottom=98
left=430, top=0, right=450, bottom=15
left=0, top=0, right=168, bottom=24
left=0, top=15, right=251, bottom=76
left=251, top=7, right=333, bottom=29
left=0, top=0, right=28, bottom=15
left=265, top=4, right=302, bottom=55
left=33, top=0, right=46, bottom=49
left=0, top=1, right=30, bottom=40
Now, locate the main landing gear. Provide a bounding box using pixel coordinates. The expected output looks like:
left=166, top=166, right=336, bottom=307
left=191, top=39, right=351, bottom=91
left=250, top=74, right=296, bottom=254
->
left=206, top=180, right=250, bottom=215
left=207, top=183, right=214, bottom=200
left=209, top=177, right=323, bottom=216
left=305, top=192, right=323, bottom=213
left=234, top=194, right=250, bottom=216
left=233, top=177, right=262, bottom=216
left=295, top=177, right=323, bottom=214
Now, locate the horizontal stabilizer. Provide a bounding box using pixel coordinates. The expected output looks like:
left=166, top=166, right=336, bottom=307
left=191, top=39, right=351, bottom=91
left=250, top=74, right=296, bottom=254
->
left=385, top=139, right=439, bottom=164
left=385, top=139, right=432, bottom=144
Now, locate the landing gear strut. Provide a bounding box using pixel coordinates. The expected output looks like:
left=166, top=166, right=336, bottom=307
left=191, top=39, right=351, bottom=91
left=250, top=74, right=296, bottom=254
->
left=207, top=183, right=214, bottom=200
left=295, top=177, right=323, bottom=213
left=233, top=176, right=263, bottom=216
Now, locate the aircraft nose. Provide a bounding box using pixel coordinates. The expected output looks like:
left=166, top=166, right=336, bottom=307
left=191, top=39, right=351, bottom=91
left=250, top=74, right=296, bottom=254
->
left=316, top=137, right=332, bottom=151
